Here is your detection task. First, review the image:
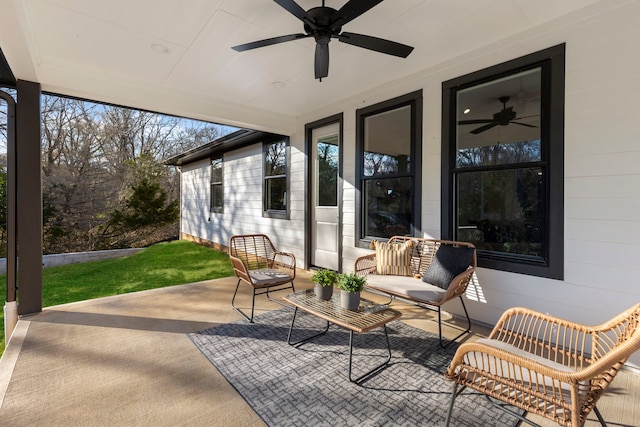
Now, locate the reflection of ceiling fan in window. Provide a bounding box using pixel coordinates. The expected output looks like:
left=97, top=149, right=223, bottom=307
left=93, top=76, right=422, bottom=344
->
left=458, top=96, right=538, bottom=134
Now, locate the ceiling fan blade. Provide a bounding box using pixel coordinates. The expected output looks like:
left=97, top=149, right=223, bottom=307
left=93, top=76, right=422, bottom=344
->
left=458, top=119, right=494, bottom=125
left=315, top=42, right=329, bottom=80
left=232, top=34, right=309, bottom=52
left=470, top=122, right=498, bottom=134
left=330, top=0, right=384, bottom=31
left=273, top=0, right=317, bottom=29
left=338, top=32, right=413, bottom=58
left=511, top=121, right=537, bottom=128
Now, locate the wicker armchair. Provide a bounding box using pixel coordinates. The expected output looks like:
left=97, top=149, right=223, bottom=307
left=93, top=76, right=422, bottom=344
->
left=444, top=303, right=640, bottom=427
left=229, top=234, right=296, bottom=322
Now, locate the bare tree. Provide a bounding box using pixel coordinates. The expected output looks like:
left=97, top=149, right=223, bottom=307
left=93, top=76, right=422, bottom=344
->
left=40, top=94, right=224, bottom=253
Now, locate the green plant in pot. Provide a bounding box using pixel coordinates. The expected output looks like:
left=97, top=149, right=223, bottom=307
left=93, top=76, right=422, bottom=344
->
left=337, top=273, right=366, bottom=310
left=310, top=269, right=337, bottom=300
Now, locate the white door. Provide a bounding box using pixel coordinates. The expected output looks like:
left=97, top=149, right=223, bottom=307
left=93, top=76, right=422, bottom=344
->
left=311, top=123, right=340, bottom=270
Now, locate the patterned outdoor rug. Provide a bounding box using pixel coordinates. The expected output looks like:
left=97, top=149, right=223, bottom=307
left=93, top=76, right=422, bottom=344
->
left=190, top=309, right=523, bottom=426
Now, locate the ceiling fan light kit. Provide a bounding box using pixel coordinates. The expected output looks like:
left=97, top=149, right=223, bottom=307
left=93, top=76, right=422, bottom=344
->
left=231, top=0, right=414, bottom=81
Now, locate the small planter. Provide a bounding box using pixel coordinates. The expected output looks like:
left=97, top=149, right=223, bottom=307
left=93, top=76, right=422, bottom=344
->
left=336, top=272, right=366, bottom=311
left=315, top=282, right=334, bottom=300
left=341, top=290, right=361, bottom=311
left=310, top=269, right=338, bottom=301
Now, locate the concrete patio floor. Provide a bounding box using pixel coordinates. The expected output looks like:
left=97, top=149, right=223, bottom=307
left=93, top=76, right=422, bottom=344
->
left=0, top=271, right=638, bottom=426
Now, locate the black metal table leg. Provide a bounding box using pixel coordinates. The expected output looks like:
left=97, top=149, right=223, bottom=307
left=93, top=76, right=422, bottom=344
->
left=287, top=307, right=330, bottom=346
left=348, top=324, right=392, bottom=384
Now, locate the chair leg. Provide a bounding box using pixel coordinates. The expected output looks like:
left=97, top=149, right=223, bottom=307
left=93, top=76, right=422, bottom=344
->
left=231, top=279, right=256, bottom=323
left=266, top=280, right=296, bottom=306
left=439, top=297, right=472, bottom=348
left=483, top=394, right=539, bottom=426
left=444, top=382, right=459, bottom=427
left=593, top=406, right=607, bottom=427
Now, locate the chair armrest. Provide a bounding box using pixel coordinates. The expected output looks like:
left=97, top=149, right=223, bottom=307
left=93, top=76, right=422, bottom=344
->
left=354, top=253, right=377, bottom=277
left=273, top=251, right=296, bottom=279
left=439, top=266, right=476, bottom=304
left=230, top=254, right=251, bottom=284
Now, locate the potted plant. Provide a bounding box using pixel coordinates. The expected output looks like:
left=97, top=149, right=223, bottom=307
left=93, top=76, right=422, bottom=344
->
left=337, top=273, right=366, bottom=310
left=310, top=269, right=337, bottom=300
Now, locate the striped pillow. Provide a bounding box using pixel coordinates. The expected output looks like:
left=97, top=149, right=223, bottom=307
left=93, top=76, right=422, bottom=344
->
left=375, top=240, right=414, bottom=276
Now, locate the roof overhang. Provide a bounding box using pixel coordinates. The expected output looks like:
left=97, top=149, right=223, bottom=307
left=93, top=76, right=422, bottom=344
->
left=164, top=129, right=285, bottom=166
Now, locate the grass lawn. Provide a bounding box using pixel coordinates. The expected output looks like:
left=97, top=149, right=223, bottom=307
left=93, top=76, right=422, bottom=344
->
left=0, top=240, right=233, bottom=355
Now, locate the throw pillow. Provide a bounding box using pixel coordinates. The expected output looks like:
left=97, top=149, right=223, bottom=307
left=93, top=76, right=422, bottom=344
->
left=375, top=240, right=414, bottom=276
left=422, top=244, right=474, bottom=289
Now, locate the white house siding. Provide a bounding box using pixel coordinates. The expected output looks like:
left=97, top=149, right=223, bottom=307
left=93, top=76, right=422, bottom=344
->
left=290, top=1, right=640, bottom=368
left=179, top=1, right=640, bottom=367
left=179, top=159, right=211, bottom=241
left=180, top=144, right=307, bottom=262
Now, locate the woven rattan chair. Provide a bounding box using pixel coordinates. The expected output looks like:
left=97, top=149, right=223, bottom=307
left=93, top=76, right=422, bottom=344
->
left=444, top=303, right=640, bottom=427
left=229, top=234, right=296, bottom=322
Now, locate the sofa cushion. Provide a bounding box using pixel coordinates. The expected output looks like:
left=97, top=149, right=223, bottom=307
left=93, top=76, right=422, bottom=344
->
left=422, top=244, right=474, bottom=289
left=365, top=275, right=446, bottom=304
left=375, top=240, right=413, bottom=276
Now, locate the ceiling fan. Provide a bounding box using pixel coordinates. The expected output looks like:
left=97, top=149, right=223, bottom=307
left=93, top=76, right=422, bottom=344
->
left=231, top=0, right=414, bottom=81
left=459, top=96, right=538, bottom=134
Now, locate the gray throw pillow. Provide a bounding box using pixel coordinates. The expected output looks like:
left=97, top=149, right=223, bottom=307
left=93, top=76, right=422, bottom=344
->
left=422, top=245, right=474, bottom=289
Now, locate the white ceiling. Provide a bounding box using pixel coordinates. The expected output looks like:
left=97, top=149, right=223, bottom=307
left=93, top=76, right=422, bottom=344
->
left=0, top=0, right=600, bottom=134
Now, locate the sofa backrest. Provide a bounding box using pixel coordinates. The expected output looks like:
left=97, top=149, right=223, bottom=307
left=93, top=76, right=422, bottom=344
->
left=387, top=236, right=477, bottom=277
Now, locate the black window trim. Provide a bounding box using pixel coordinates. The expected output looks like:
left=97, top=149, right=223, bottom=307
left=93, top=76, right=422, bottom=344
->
left=262, top=136, right=290, bottom=219
left=441, top=44, right=565, bottom=280
left=355, top=90, right=423, bottom=247
left=210, top=154, right=223, bottom=214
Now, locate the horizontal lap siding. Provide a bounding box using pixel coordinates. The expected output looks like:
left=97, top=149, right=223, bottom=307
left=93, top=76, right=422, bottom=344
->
left=180, top=144, right=306, bottom=265
left=180, top=160, right=211, bottom=240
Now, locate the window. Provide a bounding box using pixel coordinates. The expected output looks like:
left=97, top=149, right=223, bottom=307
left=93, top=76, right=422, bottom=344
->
left=442, top=45, right=565, bottom=279
left=263, top=138, right=289, bottom=218
left=210, top=155, right=223, bottom=213
left=356, top=91, right=422, bottom=243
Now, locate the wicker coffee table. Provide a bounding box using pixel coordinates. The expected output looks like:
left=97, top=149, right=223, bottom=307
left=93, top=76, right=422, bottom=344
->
left=283, top=289, right=402, bottom=384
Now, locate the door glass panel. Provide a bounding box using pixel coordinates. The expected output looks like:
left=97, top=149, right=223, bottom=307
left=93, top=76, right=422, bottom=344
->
left=316, top=135, right=338, bottom=207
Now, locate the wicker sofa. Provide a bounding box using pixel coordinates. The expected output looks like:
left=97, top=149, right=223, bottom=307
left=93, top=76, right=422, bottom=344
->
left=354, top=236, right=476, bottom=347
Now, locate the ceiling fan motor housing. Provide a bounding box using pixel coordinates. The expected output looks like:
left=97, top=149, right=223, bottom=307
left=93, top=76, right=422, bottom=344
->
left=305, top=7, right=340, bottom=43
left=495, top=107, right=516, bottom=126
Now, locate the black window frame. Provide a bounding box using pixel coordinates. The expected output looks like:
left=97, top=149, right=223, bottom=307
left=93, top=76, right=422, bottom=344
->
left=262, top=137, right=290, bottom=219
left=355, top=90, right=423, bottom=246
left=441, top=44, right=565, bottom=279
left=210, top=155, right=223, bottom=214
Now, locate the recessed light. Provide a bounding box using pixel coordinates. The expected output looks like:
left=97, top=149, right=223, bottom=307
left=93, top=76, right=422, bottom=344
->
left=463, top=108, right=471, bottom=114
left=151, top=43, right=169, bottom=54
